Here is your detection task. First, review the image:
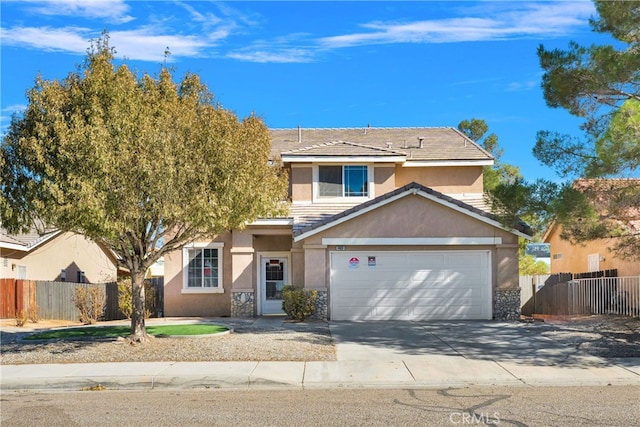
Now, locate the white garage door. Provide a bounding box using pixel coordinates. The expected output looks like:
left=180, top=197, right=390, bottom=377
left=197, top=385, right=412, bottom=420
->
left=330, top=251, right=491, bottom=321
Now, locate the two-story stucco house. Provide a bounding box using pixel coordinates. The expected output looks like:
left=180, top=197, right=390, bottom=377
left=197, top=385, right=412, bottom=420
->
left=164, top=127, right=531, bottom=321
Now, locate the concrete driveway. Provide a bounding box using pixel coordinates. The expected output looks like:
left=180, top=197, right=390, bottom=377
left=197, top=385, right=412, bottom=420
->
left=328, top=320, right=614, bottom=367
left=323, top=320, right=640, bottom=387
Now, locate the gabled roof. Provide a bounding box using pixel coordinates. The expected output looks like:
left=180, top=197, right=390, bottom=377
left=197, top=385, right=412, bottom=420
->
left=292, top=182, right=532, bottom=242
left=271, top=127, right=494, bottom=163
left=0, top=228, right=62, bottom=252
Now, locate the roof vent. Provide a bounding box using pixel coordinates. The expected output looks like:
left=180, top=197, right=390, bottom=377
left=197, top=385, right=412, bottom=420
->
left=297, top=125, right=301, bottom=143
left=386, top=142, right=393, bottom=149
left=418, top=137, right=424, bottom=149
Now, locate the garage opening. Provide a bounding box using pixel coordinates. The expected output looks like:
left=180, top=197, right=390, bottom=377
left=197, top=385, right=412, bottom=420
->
left=330, top=251, right=491, bottom=320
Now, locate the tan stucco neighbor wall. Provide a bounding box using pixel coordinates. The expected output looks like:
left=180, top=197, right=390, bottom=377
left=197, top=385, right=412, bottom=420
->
left=395, top=165, right=483, bottom=194
left=546, top=225, right=639, bottom=277
left=0, top=232, right=117, bottom=283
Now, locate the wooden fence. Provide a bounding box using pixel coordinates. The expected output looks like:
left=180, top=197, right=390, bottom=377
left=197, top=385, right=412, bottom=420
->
left=0, top=278, right=26, bottom=318
left=1, top=279, right=165, bottom=321
left=519, top=275, right=550, bottom=310
left=35, top=281, right=122, bottom=321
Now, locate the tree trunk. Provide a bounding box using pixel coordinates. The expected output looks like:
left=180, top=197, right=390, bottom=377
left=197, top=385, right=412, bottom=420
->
left=129, top=270, right=150, bottom=343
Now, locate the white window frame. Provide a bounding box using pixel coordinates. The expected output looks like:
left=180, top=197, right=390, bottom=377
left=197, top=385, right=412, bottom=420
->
left=182, top=242, right=224, bottom=294
left=312, top=164, right=374, bottom=203
left=587, top=253, right=600, bottom=273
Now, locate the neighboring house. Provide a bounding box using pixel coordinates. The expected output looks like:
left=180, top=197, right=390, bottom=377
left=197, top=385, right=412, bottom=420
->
left=543, top=178, right=640, bottom=277
left=164, top=127, right=532, bottom=321
left=0, top=228, right=119, bottom=283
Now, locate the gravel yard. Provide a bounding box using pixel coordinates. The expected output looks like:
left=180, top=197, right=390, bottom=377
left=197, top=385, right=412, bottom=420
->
left=527, top=315, right=640, bottom=358
left=1, top=315, right=638, bottom=365
left=0, top=318, right=336, bottom=365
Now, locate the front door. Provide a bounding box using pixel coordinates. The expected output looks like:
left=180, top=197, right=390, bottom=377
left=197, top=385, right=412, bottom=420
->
left=261, top=257, right=288, bottom=315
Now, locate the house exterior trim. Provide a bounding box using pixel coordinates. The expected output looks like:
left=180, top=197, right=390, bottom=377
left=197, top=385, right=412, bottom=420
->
left=282, top=156, right=406, bottom=163
left=402, top=160, right=494, bottom=167
left=248, top=219, right=294, bottom=226
left=322, top=237, right=503, bottom=246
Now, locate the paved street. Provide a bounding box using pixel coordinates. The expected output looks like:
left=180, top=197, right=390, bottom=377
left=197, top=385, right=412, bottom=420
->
left=1, top=318, right=639, bottom=391
left=2, top=385, right=638, bottom=427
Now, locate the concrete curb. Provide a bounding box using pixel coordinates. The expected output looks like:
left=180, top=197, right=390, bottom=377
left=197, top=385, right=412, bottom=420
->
left=2, top=358, right=639, bottom=392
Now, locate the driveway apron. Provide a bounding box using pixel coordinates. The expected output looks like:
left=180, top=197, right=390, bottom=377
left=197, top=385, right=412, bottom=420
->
left=329, top=320, right=611, bottom=368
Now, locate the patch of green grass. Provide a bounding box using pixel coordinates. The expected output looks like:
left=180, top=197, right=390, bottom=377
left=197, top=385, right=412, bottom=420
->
left=24, top=324, right=228, bottom=340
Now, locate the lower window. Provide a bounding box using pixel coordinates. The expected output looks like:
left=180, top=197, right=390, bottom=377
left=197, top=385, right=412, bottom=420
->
left=183, top=243, right=224, bottom=292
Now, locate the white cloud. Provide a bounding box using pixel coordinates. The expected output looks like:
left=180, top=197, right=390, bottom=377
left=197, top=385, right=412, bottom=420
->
left=227, top=48, right=315, bottom=64
left=2, top=104, right=27, bottom=114
left=1, top=105, right=27, bottom=136
left=0, top=26, right=214, bottom=62
left=0, top=26, right=94, bottom=54
left=109, top=28, right=211, bottom=61
left=24, top=0, right=134, bottom=24
left=317, top=2, right=596, bottom=48
left=229, top=1, right=596, bottom=63
left=506, top=72, right=544, bottom=92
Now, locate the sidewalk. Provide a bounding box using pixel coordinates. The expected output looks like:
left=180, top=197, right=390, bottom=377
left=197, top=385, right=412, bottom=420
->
left=1, top=318, right=639, bottom=392
left=2, top=356, right=639, bottom=392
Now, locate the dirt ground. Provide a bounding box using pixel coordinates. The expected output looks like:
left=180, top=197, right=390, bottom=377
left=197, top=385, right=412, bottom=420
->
left=525, top=315, right=640, bottom=358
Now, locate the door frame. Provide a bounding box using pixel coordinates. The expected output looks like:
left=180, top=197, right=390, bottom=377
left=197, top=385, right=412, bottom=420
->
left=256, top=251, right=291, bottom=315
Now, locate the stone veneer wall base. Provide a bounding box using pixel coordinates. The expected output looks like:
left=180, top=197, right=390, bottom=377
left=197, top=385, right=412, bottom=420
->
left=231, top=291, right=255, bottom=317
left=311, top=290, right=328, bottom=320
left=494, top=288, right=521, bottom=321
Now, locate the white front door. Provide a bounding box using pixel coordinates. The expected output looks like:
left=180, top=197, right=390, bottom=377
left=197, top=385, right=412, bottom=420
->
left=260, top=256, right=288, bottom=315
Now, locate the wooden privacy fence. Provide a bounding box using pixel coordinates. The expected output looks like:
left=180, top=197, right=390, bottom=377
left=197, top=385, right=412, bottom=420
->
left=35, top=281, right=122, bottom=321
left=1, top=279, right=165, bottom=321
left=0, top=279, right=29, bottom=318
left=519, top=275, right=550, bottom=309
left=521, top=275, right=640, bottom=317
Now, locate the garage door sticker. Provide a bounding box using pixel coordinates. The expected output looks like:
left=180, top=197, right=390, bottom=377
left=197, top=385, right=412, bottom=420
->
left=349, top=257, right=359, bottom=268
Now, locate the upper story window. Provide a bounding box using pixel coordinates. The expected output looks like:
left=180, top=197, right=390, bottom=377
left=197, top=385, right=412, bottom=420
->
left=318, top=165, right=369, bottom=198
left=182, top=242, right=224, bottom=293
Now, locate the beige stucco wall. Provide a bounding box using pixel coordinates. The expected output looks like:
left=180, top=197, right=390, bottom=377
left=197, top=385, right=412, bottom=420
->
left=303, top=195, right=517, bottom=244
left=374, top=165, right=395, bottom=195
left=395, top=165, right=483, bottom=194
left=288, top=164, right=481, bottom=203
left=546, top=225, right=639, bottom=277
left=0, top=232, right=117, bottom=283
left=163, top=226, right=293, bottom=317
left=163, top=232, right=232, bottom=317
left=291, top=165, right=312, bottom=202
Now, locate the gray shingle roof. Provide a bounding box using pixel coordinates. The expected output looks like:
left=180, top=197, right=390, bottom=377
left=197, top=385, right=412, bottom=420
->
left=282, top=141, right=405, bottom=157
left=0, top=228, right=61, bottom=250
left=271, top=127, right=493, bottom=162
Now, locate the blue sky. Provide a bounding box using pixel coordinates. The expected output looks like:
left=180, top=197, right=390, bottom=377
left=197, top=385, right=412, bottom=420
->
left=1, top=1, right=612, bottom=181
